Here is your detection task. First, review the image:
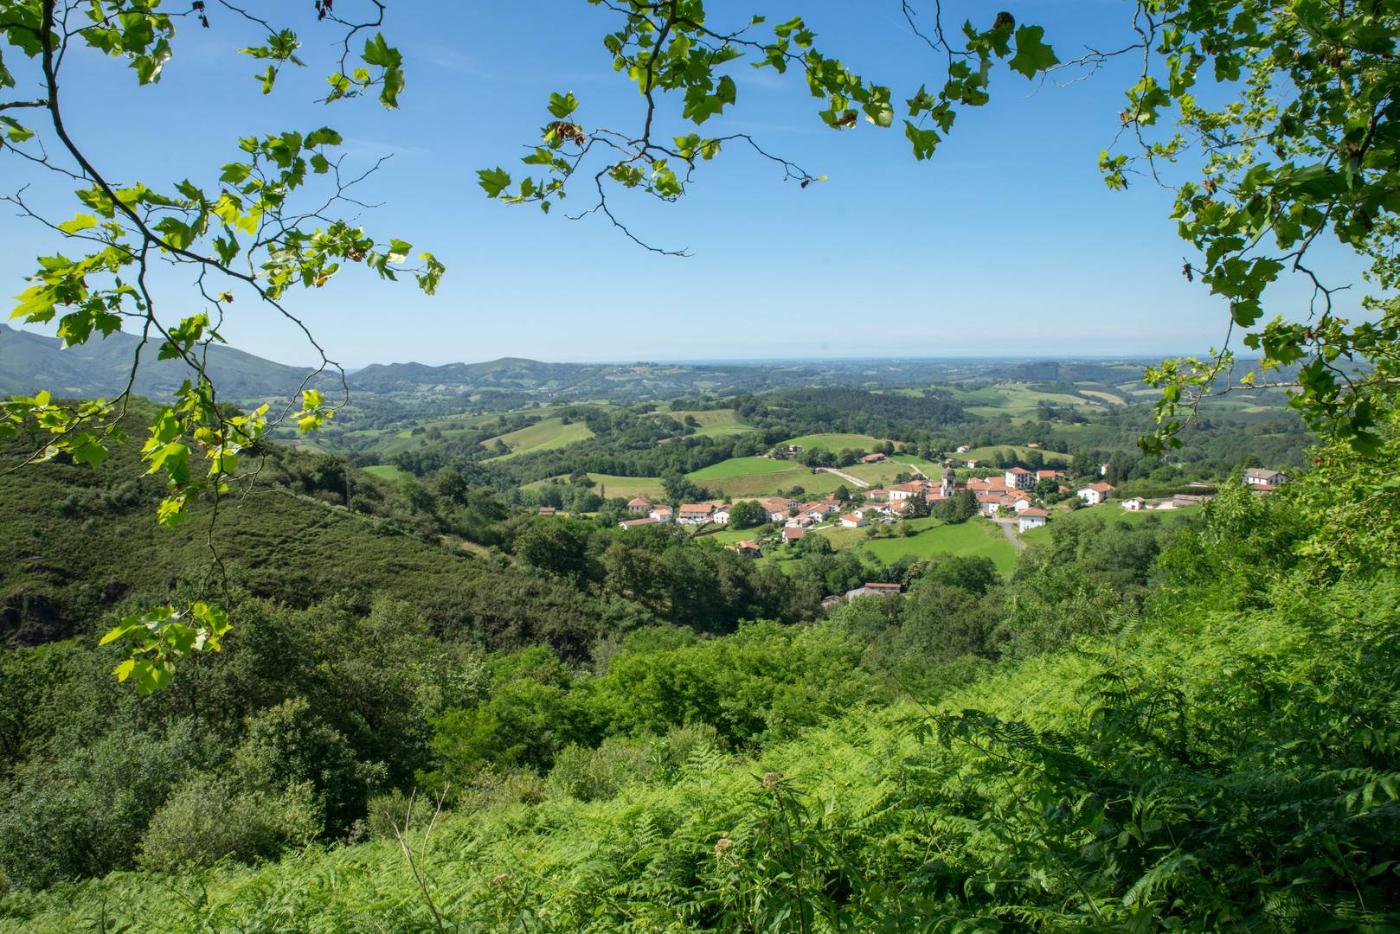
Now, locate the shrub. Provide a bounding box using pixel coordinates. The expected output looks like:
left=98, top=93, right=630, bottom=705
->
left=137, top=774, right=320, bottom=872
left=547, top=737, right=651, bottom=802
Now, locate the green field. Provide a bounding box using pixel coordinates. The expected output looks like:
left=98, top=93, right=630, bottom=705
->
left=666, top=409, right=754, bottom=438
left=781, top=433, right=887, bottom=453
left=586, top=474, right=665, bottom=500
left=814, top=516, right=1018, bottom=575
left=363, top=464, right=411, bottom=483
left=843, top=456, right=945, bottom=487
left=485, top=417, right=594, bottom=460
left=1020, top=502, right=1202, bottom=545
left=1078, top=389, right=1127, bottom=405
left=960, top=444, right=1071, bottom=465
left=687, top=457, right=841, bottom=498
left=860, top=519, right=1018, bottom=574
left=957, top=382, right=1106, bottom=418
left=695, top=527, right=770, bottom=547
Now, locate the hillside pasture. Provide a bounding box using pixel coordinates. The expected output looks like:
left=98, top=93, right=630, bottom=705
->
left=665, top=409, right=753, bottom=437
left=859, top=518, right=1018, bottom=574
left=363, top=464, right=411, bottom=483
left=956, top=382, right=1105, bottom=418
left=781, top=433, right=887, bottom=453
left=1019, top=501, right=1202, bottom=545
left=586, top=474, right=665, bottom=500
left=687, top=457, right=841, bottom=499
left=813, top=516, right=1018, bottom=575
left=843, top=456, right=946, bottom=487
left=485, top=417, right=594, bottom=460
left=960, top=444, right=1071, bottom=465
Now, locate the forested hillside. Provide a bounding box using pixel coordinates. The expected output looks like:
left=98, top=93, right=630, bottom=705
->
left=3, top=437, right=1399, bottom=929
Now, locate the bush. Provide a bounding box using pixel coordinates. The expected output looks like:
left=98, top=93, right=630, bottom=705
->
left=547, top=737, right=651, bottom=802
left=137, top=774, right=320, bottom=872
left=0, top=721, right=208, bottom=889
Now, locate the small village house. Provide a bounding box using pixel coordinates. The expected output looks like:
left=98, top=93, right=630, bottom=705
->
left=845, top=582, right=901, bottom=600
left=1018, top=508, right=1048, bottom=532
left=1077, top=482, right=1116, bottom=506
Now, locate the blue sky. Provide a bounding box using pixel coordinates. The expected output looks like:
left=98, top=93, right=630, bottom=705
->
left=0, top=1, right=1366, bottom=367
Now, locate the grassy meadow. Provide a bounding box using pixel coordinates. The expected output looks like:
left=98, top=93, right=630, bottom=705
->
left=485, top=417, right=595, bottom=460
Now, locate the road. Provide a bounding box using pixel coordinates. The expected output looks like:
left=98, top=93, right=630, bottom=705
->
left=815, top=467, right=870, bottom=488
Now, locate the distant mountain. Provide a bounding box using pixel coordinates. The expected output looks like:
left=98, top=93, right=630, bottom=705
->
left=343, top=356, right=1034, bottom=401
left=0, top=324, right=316, bottom=401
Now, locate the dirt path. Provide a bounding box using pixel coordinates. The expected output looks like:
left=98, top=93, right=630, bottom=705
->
left=815, top=467, right=870, bottom=488
left=996, top=519, right=1027, bottom=552
left=898, top=461, right=929, bottom=480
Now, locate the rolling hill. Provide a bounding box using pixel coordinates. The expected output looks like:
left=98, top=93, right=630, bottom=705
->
left=0, top=323, right=316, bottom=401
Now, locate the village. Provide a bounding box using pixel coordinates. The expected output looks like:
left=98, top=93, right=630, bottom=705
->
left=609, top=447, right=1292, bottom=560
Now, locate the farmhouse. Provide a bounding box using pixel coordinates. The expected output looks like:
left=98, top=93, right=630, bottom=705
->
left=865, top=488, right=888, bottom=501
left=841, top=513, right=868, bottom=528
left=729, top=540, right=762, bottom=557
left=649, top=506, right=673, bottom=523
left=1077, top=482, right=1116, bottom=506
left=1121, top=497, right=1146, bottom=511
left=955, top=444, right=971, bottom=453
left=846, top=582, right=901, bottom=600
left=538, top=507, right=557, bottom=516
left=712, top=506, right=732, bottom=525
left=1018, top=508, right=1049, bottom=532
left=677, top=503, right=716, bottom=525
left=1244, top=467, right=1290, bottom=487
left=626, top=497, right=652, bottom=515
left=782, top=527, right=807, bottom=543
left=1037, top=469, right=1064, bottom=481
left=619, top=517, right=659, bottom=529
left=862, top=452, right=889, bottom=464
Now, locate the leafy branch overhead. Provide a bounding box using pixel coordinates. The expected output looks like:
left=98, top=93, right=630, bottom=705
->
left=0, top=0, right=444, bottom=689
left=480, top=0, right=1400, bottom=458
left=477, top=3, right=1061, bottom=254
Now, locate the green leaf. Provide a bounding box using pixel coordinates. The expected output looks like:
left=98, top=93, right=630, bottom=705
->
left=58, top=214, right=98, bottom=234
left=548, top=91, right=579, bottom=118
left=1008, top=25, right=1058, bottom=78
left=478, top=167, right=512, bottom=198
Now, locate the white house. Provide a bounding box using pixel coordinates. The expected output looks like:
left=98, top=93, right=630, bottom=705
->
left=1004, top=467, right=1035, bottom=491
left=649, top=506, right=673, bottom=524
left=619, top=517, right=660, bottom=530
left=626, top=497, right=652, bottom=515
left=845, top=582, right=901, bottom=600
left=840, top=513, right=867, bottom=528
left=1018, top=508, right=1048, bottom=532
left=711, top=507, right=732, bottom=525
left=1244, top=467, right=1290, bottom=487
left=1121, top=497, right=1146, bottom=512
left=1077, top=483, right=1116, bottom=506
